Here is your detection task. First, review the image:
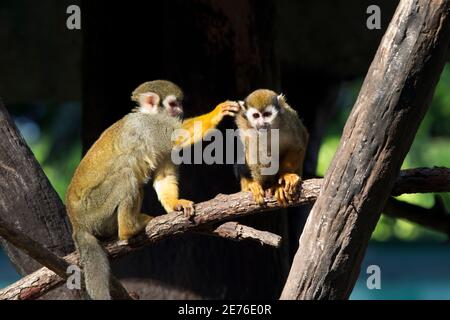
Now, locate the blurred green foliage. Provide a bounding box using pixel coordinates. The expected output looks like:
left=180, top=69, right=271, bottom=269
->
left=31, top=134, right=81, bottom=201
left=13, top=102, right=82, bottom=201
left=317, top=64, right=450, bottom=243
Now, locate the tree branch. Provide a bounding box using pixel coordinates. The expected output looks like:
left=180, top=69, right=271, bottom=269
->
left=384, top=196, right=450, bottom=237
left=1, top=167, right=447, bottom=300
left=0, top=216, right=133, bottom=300
left=200, top=222, right=282, bottom=248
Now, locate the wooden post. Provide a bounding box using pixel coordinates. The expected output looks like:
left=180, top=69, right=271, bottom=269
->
left=281, top=0, right=450, bottom=300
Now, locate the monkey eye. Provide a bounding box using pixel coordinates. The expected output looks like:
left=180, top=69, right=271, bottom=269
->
left=263, top=112, right=272, bottom=117
left=169, top=101, right=178, bottom=108
left=252, top=113, right=260, bottom=119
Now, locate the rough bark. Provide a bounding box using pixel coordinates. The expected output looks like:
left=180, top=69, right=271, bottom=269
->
left=281, top=0, right=450, bottom=300
left=0, top=99, right=77, bottom=299
left=1, top=167, right=447, bottom=300
left=200, top=222, right=282, bottom=248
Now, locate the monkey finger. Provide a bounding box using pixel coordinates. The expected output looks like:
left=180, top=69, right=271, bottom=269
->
left=285, top=189, right=294, bottom=202
left=275, top=188, right=288, bottom=207
left=291, top=181, right=300, bottom=196
left=188, top=204, right=195, bottom=217
left=222, top=108, right=240, bottom=115
left=283, top=189, right=291, bottom=205
left=222, top=103, right=240, bottom=111
left=284, top=180, right=292, bottom=193
left=224, top=111, right=237, bottom=118
left=184, top=205, right=195, bottom=218
left=249, top=186, right=265, bottom=205
left=292, top=179, right=302, bottom=196
left=279, top=185, right=291, bottom=203
left=287, top=181, right=296, bottom=195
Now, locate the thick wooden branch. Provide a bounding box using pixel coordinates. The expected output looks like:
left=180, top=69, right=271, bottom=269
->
left=281, top=0, right=450, bottom=300
left=384, top=196, right=450, bottom=236
left=392, top=168, right=450, bottom=196
left=0, top=99, right=77, bottom=299
left=0, top=216, right=133, bottom=300
left=1, top=167, right=448, bottom=300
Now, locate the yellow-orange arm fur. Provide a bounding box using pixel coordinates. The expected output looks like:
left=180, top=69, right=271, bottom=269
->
left=175, top=101, right=238, bottom=148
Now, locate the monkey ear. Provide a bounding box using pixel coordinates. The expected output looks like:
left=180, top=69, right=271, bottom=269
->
left=277, top=94, right=287, bottom=113
left=238, top=101, right=246, bottom=111
left=277, top=94, right=287, bottom=105
left=138, top=92, right=161, bottom=113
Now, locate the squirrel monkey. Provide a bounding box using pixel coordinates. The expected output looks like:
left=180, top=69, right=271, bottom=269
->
left=235, top=89, right=309, bottom=207
left=66, top=80, right=239, bottom=300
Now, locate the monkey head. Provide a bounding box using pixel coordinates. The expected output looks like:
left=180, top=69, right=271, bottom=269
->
left=131, top=80, right=184, bottom=118
left=238, top=89, right=285, bottom=130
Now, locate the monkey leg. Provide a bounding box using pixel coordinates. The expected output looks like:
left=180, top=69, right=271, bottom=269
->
left=117, top=202, right=153, bottom=241
left=241, top=177, right=265, bottom=205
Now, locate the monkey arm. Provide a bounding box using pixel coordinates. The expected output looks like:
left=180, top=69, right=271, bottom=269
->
left=153, top=161, right=180, bottom=213
left=176, top=101, right=239, bottom=148
left=152, top=161, right=194, bottom=216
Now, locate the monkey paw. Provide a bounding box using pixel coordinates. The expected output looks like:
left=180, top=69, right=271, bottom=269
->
left=174, top=199, right=195, bottom=218
left=267, top=185, right=288, bottom=207
left=214, top=101, right=240, bottom=123
left=268, top=174, right=301, bottom=207
left=278, top=173, right=301, bottom=198
left=245, top=181, right=265, bottom=205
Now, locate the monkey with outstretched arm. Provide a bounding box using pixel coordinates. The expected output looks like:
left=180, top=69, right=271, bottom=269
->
left=66, top=80, right=239, bottom=300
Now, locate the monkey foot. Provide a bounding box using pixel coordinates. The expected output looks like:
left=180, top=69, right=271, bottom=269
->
left=278, top=173, right=301, bottom=197
left=268, top=174, right=301, bottom=207
left=174, top=199, right=195, bottom=218
left=267, top=186, right=289, bottom=207
left=244, top=181, right=265, bottom=205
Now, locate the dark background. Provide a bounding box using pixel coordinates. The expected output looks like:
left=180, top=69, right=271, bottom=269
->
left=0, top=0, right=449, bottom=299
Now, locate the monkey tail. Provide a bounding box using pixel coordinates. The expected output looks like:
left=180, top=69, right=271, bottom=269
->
left=73, top=230, right=111, bottom=300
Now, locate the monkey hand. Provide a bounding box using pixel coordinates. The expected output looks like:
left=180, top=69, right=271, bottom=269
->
left=211, top=101, right=240, bottom=125
left=267, top=185, right=291, bottom=208
left=267, top=173, right=301, bottom=207
left=244, top=181, right=265, bottom=205
left=278, top=173, right=301, bottom=196
left=173, top=199, right=195, bottom=218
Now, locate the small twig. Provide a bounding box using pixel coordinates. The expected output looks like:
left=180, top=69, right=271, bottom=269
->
left=200, top=222, right=282, bottom=248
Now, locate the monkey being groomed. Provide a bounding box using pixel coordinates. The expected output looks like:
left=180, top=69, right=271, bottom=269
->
left=66, top=80, right=239, bottom=300
left=235, top=89, right=309, bottom=207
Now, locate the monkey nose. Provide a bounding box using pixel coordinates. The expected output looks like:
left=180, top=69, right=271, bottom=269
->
left=170, top=108, right=183, bottom=117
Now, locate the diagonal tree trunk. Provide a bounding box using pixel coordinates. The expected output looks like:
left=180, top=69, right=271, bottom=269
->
left=0, top=99, right=78, bottom=299
left=281, top=0, right=450, bottom=300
